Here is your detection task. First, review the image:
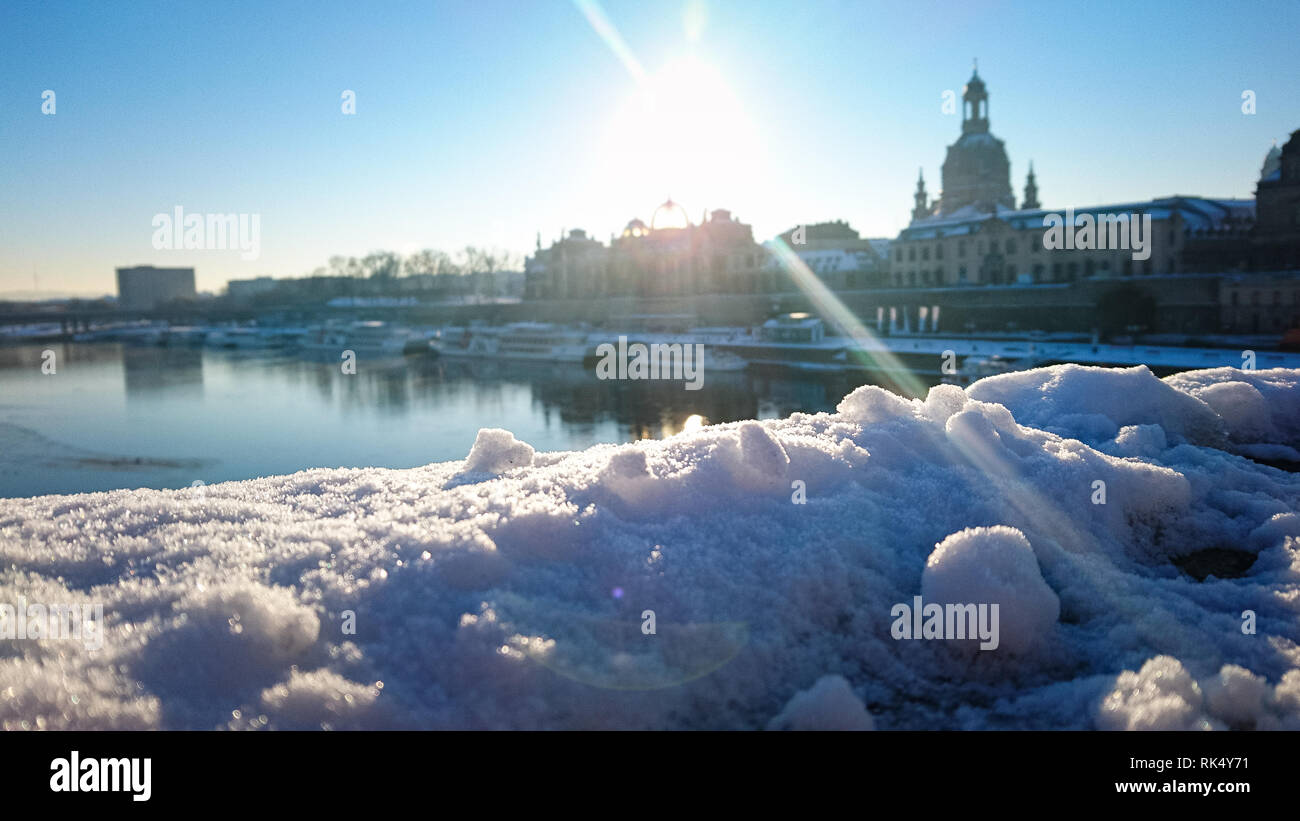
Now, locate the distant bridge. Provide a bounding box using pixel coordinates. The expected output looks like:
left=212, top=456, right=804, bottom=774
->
left=0, top=306, right=261, bottom=334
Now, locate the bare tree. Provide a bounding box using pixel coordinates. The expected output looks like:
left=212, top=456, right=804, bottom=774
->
left=457, top=246, right=519, bottom=302
left=362, top=251, right=400, bottom=279
left=404, top=249, right=459, bottom=277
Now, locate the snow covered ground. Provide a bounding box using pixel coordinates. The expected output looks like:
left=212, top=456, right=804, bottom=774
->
left=2, top=364, right=1299, bottom=730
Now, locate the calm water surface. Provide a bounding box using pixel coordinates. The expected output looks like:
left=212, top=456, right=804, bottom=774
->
left=0, top=343, right=932, bottom=498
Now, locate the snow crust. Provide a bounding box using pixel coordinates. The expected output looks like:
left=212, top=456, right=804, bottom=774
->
left=2, top=364, right=1298, bottom=730
left=766, top=675, right=875, bottom=730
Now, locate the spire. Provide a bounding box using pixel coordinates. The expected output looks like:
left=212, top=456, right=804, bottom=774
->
left=962, top=61, right=989, bottom=135
left=912, top=168, right=931, bottom=221
left=1022, top=161, right=1040, bottom=210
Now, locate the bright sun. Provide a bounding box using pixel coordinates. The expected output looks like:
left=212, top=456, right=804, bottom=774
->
left=592, top=57, right=765, bottom=218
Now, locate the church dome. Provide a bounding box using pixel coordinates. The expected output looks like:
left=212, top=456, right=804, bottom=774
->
left=1261, top=141, right=1283, bottom=181
left=938, top=66, right=1013, bottom=214
left=650, top=198, right=691, bottom=230
left=622, top=218, right=650, bottom=238
left=1258, top=140, right=1279, bottom=179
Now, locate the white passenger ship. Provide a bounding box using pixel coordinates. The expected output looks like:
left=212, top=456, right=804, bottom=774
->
left=301, top=321, right=417, bottom=356
left=434, top=322, right=589, bottom=362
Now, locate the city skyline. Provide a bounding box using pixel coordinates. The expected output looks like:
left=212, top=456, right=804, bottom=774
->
left=3, top=0, right=1299, bottom=297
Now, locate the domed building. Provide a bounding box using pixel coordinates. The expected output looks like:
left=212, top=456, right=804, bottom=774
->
left=933, top=66, right=1017, bottom=216
left=525, top=200, right=769, bottom=300
left=1260, top=141, right=1283, bottom=181
left=649, top=198, right=691, bottom=231
left=1251, top=128, right=1300, bottom=272
left=610, top=201, right=764, bottom=297
left=621, top=218, right=650, bottom=239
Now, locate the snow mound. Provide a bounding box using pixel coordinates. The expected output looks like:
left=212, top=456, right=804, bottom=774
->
left=1098, top=657, right=1300, bottom=731
left=463, top=428, right=535, bottom=474
left=968, top=364, right=1225, bottom=447
left=1164, top=368, right=1300, bottom=448
left=2, top=364, right=1299, bottom=729
left=767, top=675, right=875, bottom=730
left=921, top=526, right=1059, bottom=654
left=1097, top=656, right=1212, bottom=731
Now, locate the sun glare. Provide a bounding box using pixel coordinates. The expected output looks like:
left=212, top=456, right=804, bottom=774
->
left=593, top=57, right=765, bottom=216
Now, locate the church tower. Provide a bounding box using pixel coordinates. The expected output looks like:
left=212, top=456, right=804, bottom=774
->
left=1022, top=161, right=1040, bottom=210
left=937, top=64, right=1016, bottom=215
left=912, top=169, right=931, bottom=221
left=962, top=63, right=989, bottom=135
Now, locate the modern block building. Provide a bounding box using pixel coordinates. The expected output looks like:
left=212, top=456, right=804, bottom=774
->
left=115, top=265, right=197, bottom=310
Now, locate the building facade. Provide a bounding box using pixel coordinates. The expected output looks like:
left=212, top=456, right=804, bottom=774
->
left=524, top=201, right=770, bottom=300
left=1251, top=129, right=1300, bottom=272
left=895, top=68, right=1278, bottom=291
left=892, top=197, right=1254, bottom=288
left=115, top=265, right=196, bottom=310
left=769, top=221, right=890, bottom=290
left=226, top=276, right=277, bottom=303
left=1220, top=272, right=1300, bottom=335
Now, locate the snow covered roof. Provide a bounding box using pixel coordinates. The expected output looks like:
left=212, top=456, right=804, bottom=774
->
left=4, top=364, right=1300, bottom=729
left=900, top=197, right=1256, bottom=240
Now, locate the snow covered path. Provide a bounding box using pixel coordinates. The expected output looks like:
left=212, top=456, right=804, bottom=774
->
left=2, top=364, right=1299, bottom=730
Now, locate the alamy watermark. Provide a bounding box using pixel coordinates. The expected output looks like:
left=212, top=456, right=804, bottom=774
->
left=50, top=751, right=150, bottom=801
left=152, top=206, right=261, bottom=260
left=1042, top=209, right=1151, bottom=261
left=0, top=596, right=104, bottom=651
left=890, top=595, right=999, bottom=650
left=595, top=336, right=705, bottom=390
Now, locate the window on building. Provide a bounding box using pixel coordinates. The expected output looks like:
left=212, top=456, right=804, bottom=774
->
left=1006, top=239, right=1017, bottom=254
left=937, top=245, right=944, bottom=260
left=1031, top=236, right=1040, bottom=253
left=1067, top=262, right=1078, bottom=282
left=1033, top=264, right=1044, bottom=281
left=1085, top=260, right=1095, bottom=277
left=922, top=247, right=930, bottom=261
left=909, top=247, right=916, bottom=261
left=1051, top=263, right=1061, bottom=280
left=958, top=240, right=966, bottom=257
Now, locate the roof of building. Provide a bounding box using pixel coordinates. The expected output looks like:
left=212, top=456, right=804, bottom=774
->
left=650, top=198, right=691, bottom=230
left=866, top=238, right=892, bottom=257
left=899, top=196, right=1256, bottom=240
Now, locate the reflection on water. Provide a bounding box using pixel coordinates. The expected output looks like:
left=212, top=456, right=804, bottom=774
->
left=0, top=343, right=937, bottom=498
left=123, top=347, right=204, bottom=397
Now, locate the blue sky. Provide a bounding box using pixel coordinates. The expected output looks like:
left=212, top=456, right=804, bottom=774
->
left=2, top=0, right=1298, bottom=296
